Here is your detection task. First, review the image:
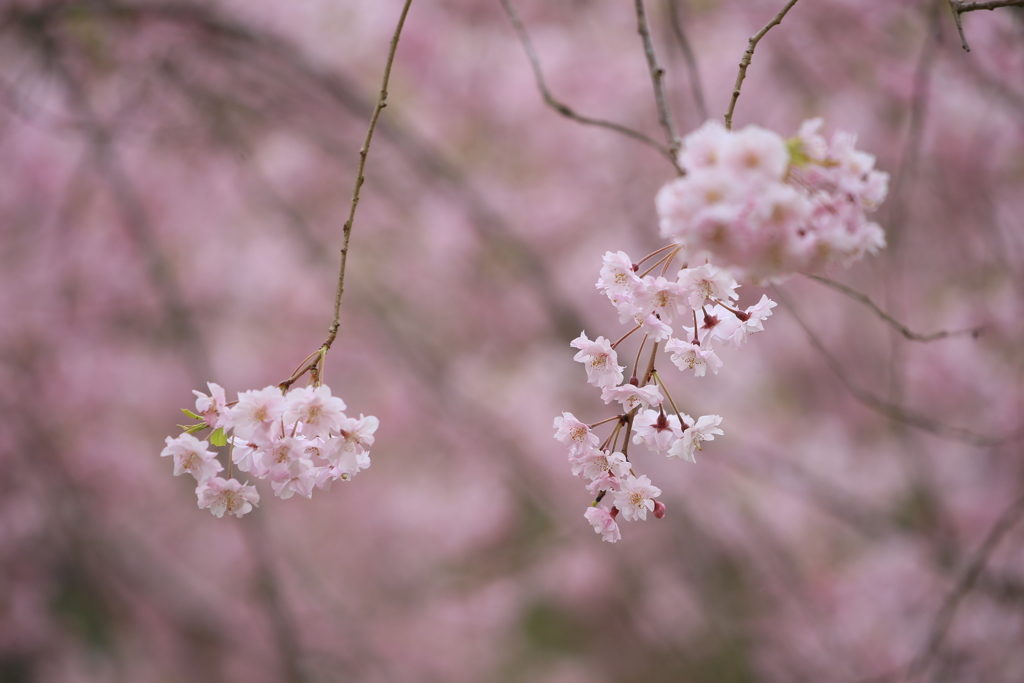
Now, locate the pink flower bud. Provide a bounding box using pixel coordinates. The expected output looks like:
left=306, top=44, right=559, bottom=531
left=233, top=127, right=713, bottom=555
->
left=653, top=500, right=666, bottom=519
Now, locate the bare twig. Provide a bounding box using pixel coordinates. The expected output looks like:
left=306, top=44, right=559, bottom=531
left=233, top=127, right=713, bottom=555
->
left=904, top=492, right=1024, bottom=681
left=947, top=0, right=971, bottom=51
left=665, top=0, right=708, bottom=121
left=774, top=287, right=1022, bottom=447
left=634, top=0, right=682, bottom=162
left=724, top=0, right=801, bottom=130
left=497, top=0, right=677, bottom=169
left=805, top=275, right=984, bottom=342
left=947, top=0, right=1024, bottom=51
left=956, top=0, right=1024, bottom=10
left=324, top=0, right=414, bottom=352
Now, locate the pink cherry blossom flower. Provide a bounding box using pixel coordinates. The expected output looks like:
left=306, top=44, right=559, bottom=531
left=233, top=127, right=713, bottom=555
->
left=677, top=119, right=730, bottom=171
left=283, top=385, right=347, bottom=439
left=584, top=506, right=621, bottom=543
left=612, top=475, right=662, bottom=522
left=677, top=263, right=739, bottom=310
left=668, top=415, right=724, bottom=463
left=634, top=276, right=689, bottom=324
left=192, top=382, right=228, bottom=429
left=634, top=311, right=674, bottom=342
left=336, top=413, right=378, bottom=453
left=601, top=383, right=663, bottom=411
left=553, top=412, right=600, bottom=456
left=631, top=410, right=683, bottom=453
left=572, top=449, right=630, bottom=482
left=721, top=124, right=789, bottom=182
left=570, top=332, right=624, bottom=388
left=161, top=433, right=223, bottom=483
left=196, top=477, right=259, bottom=518
left=665, top=337, right=723, bottom=377
left=226, top=386, right=286, bottom=441
left=728, top=294, right=777, bottom=346
left=323, top=435, right=372, bottom=478
left=596, top=250, right=642, bottom=300
left=270, top=463, right=317, bottom=500
left=229, top=436, right=268, bottom=478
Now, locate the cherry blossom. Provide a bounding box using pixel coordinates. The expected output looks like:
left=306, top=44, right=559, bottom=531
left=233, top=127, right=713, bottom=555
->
left=668, top=415, right=724, bottom=463
left=570, top=332, right=625, bottom=388
left=584, top=506, right=622, bottom=543
left=196, top=477, right=260, bottom=519
left=161, top=434, right=223, bottom=483
left=664, top=338, right=723, bottom=377
left=612, top=475, right=662, bottom=522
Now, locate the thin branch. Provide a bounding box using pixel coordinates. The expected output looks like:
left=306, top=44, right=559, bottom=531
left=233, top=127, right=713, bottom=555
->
left=665, top=0, right=708, bottom=121
left=774, top=287, right=1023, bottom=448
left=956, top=0, right=1024, bottom=10
left=324, top=0, right=414, bottom=351
left=497, top=0, right=677, bottom=169
left=947, top=0, right=971, bottom=51
left=904, top=492, right=1024, bottom=681
left=634, top=0, right=682, bottom=161
left=805, top=274, right=984, bottom=342
left=948, top=0, right=1024, bottom=51
left=724, top=0, right=801, bottom=130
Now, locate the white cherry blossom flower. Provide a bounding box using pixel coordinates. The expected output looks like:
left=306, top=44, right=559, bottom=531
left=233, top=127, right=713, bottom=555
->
left=665, top=338, right=723, bottom=377
left=553, top=412, right=600, bottom=456
left=196, top=477, right=259, bottom=518
left=601, top=383, right=663, bottom=411
left=226, top=386, right=286, bottom=441
left=161, top=433, right=223, bottom=483
left=283, top=385, right=347, bottom=439
left=584, top=506, right=622, bottom=543
left=668, top=415, right=724, bottom=463
left=632, top=409, right=683, bottom=453
left=570, top=332, right=624, bottom=388
left=612, top=475, right=662, bottom=522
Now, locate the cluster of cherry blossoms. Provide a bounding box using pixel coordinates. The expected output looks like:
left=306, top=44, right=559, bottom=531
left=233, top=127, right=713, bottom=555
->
left=555, top=252, right=775, bottom=542
left=558, top=118, right=888, bottom=542
left=656, top=118, right=889, bottom=282
left=161, top=382, right=378, bottom=518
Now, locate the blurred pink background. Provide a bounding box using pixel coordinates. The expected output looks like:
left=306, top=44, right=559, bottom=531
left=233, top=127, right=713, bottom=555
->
left=2, top=0, right=1023, bottom=681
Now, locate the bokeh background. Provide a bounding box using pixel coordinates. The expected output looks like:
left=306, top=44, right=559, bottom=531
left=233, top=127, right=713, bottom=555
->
left=2, top=0, right=1023, bottom=681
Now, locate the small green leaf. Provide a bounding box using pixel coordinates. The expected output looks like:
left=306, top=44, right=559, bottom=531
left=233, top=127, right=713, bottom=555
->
left=181, top=423, right=206, bottom=434
left=181, top=408, right=203, bottom=420
left=209, top=428, right=227, bottom=447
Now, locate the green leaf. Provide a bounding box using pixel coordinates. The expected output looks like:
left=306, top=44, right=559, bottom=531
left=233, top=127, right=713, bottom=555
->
left=181, top=408, right=203, bottom=420
left=181, top=423, right=206, bottom=434
left=209, top=428, right=227, bottom=447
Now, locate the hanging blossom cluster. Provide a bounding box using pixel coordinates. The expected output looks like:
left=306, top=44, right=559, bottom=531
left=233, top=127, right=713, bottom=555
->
left=555, top=253, right=775, bottom=542
left=656, top=119, right=889, bottom=282
left=161, top=382, right=378, bottom=518
left=558, top=118, right=887, bottom=542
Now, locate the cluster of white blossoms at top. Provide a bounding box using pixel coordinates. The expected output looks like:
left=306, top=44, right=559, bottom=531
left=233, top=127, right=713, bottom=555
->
left=656, top=119, right=888, bottom=282
left=161, top=382, right=378, bottom=518
left=555, top=251, right=776, bottom=542
left=558, top=119, right=888, bottom=541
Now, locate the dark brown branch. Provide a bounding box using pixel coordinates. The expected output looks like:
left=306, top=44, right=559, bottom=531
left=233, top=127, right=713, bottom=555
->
left=956, top=0, right=1024, bottom=10
left=497, top=0, right=677, bottom=170
left=805, top=275, right=983, bottom=343
left=948, top=0, right=1024, bottom=51
left=634, top=0, right=682, bottom=163
left=665, top=0, right=708, bottom=121
left=325, top=0, right=414, bottom=352
left=904, top=492, right=1024, bottom=681
left=724, top=0, right=801, bottom=130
